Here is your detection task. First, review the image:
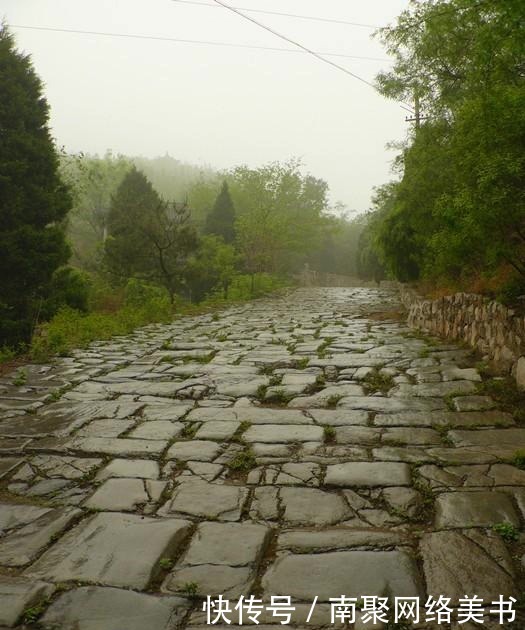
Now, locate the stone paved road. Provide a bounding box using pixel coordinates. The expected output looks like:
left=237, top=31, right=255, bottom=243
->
left=0, top=287, right=523, bottom=629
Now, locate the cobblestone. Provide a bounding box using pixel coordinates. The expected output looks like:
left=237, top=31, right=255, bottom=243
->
left=0, top=287, right=522, bottom=626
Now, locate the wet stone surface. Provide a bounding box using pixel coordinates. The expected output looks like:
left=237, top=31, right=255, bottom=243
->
left=0, top=287, right=524, bottom=627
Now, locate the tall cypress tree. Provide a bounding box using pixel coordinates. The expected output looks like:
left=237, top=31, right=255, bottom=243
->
left=104, top=166, right=162, bottom=279
left=204, top=181, right=236, bottom=243
left=0, top=26, right=71, bottom=346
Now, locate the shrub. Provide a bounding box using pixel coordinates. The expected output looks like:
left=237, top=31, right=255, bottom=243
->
left=41, top=266, right=91, bottom=319
left=124, top=278, right=170, bottom=308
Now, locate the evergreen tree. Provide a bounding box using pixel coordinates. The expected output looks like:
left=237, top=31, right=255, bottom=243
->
left=105, top=166, right=162, bottom=279
left=0, top=26, right=71, bottom=346
left=105, top=167, right=199, bottom=302
left=204, top=181, right=236, bottom=243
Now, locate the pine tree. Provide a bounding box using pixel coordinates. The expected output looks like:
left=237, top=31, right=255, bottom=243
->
left=105, top=167, right=199, bottom=302
left=0, top=26, right=71, bottom=346
left=105, top=166, right=162, bottom=279
left=204, top=181, right=236, bottom=243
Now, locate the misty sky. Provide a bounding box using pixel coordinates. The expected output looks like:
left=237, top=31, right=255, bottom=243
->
left=3, top=0, right=410, bottom=213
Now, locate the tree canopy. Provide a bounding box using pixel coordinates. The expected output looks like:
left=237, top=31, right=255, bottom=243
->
left=0, top=26, right=71, bottom=346
left=205, top=181, right=236, bottom=243
left=359, top=0, right=525, bottom=299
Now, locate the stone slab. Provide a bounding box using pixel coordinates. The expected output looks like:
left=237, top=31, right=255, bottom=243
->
left=142, top=403, right=193, bottom=421
left=449, top=428, right=525, bottom=448
left=195, top=421, right=240, bottom=441
left=75, top=419, right=135, bottom=438
left=0, top=504, right=81, bottom=567
left=325, top=462, right=412, bottom=487
left=68, top=437, right=167, bottom=457
left=244, top=425, right=323, bottom=444
left=128, top=421, right=184, bottom=440
left=338, top=397, right=446, bottom=413
left=179, top=521, right=269, bottom=567
left=164, top=481, right=247, bottom=521
left=166, top=440, right=221, bottom=462
left=308, top=409, right=369, bottom=426
left=421, top=530, right=515, bottom=603
left=95, top=458, right=160, bottom=481
left=28, top=455, right=102, bottom=479
left=41, top=586, right=188, bottom=630
left=83, top=478, right=150, bottom=511
left=0, top=576, right=55, bottom=627
left=277, top=529, right=404, bottom=552
left=262, top=550, right=422, bottom=601
left=165, top=565, right=252, bottom=598
left=280, top=488, right=351, bottom=525
left=25, top=512, right=191, bottom=588
left=434, top=491, right=520, bottom=529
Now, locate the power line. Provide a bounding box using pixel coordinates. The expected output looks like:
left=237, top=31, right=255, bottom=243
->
left=210, top=0, right=415, bottom=113
left=172, top=0, right=379, bottom=29
left=10, top=24, right=390, bottom=63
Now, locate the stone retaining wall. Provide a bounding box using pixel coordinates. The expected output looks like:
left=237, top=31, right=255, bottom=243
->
left=399, top=285, right=525, bottom=389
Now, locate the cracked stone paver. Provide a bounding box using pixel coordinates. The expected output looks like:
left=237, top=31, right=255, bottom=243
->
left=0, top=286, right=523, bottom=627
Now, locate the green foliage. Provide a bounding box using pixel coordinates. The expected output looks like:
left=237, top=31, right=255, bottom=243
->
left=478, top=377, right=525, bottom=423
left=185, top=235, right=238, bottom=302
left=41, top=266, right=91, bottom=319
left=60, top=151, right=131, bottom=269
left=363, top=368, right=395, bottom=395
left=205, top=181, right=236, bottom=243
left=362, top=0, right=525, bottom=294
left=105, top=167, right=199, bottom=302
left=0, top=26, right=72, bottom=347
left=123, top=278, right=170, bottom=309
left=0, top=346, right=16, bottom=364
left=492, top=521, right=519, bottom=543
left=181, top=423, right=198, bottom=439
left=265, top=388, right=292, bottom=405
left=30, top=297, right=172, bottom=362
left=232, top=159, right=330, bottom=275
left=325, top=395, right=342, bottom=409
left=512, top=451, right=525, bottom=470
left=158, top=558, right=173, bottom=570
left=12, top=368, right=27, bottom=387
left=180, top=581, right=199, bottom=599
left=227, top=448, right=257, bottom=473
left=323, top=424, right=336, bottom=443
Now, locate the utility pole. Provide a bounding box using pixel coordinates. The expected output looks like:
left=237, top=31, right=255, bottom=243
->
left=405, top=92, right=428, bottom=127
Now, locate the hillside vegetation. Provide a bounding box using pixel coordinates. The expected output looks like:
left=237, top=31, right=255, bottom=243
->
left=358, top=0, right=525, bottom=304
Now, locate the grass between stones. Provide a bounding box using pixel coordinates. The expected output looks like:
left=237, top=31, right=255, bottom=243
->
left=293, top=358, right=310, bottom=370
left=12, top=367, right=28, bottom=387
left=265, top=388, right=293, bottom=406
left=512, top=450, right=525, bottom=469
left=180, top=422, right=199, bottom=439
left=227, top=447, right=257, bottom=473
left=477, top=376, right=525, bottom=424
left=325, top=395, right=342, bottom=409
left=231, top=421, right=251, bottom=444
left=362, top=367, right=395, bottom=395
left=323, top=424, right=336, bottom=444
left=493, top=521, right=519, bottom=543
left=317, top=337, right=334, bottom=359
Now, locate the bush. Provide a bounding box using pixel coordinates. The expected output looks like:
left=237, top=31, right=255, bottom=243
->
left=42, top=267, right=91, bottom=318
left=30, top=294, right=173, bottom=361
left=27, top=272, right=289, bottom=362
left=224, top=273, right=289, bottom=301
left=124, top=278, right=170, bottom=308
left=497, top=275, right=525, bottom=308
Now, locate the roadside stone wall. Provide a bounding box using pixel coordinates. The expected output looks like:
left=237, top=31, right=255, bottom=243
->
left=399, top=286, right=525, bottom=389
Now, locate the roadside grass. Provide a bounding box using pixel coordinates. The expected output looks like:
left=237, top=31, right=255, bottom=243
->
left=18, top=273, right=291, bottom=364
left=477, top=376, right=525, bottom=424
